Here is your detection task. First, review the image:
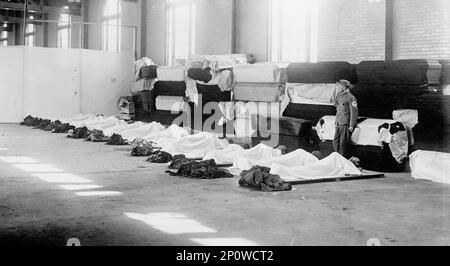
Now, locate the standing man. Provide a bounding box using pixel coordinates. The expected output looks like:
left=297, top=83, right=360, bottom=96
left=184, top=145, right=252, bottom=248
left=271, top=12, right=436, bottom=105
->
left=333, top=80, right=358, bottom=158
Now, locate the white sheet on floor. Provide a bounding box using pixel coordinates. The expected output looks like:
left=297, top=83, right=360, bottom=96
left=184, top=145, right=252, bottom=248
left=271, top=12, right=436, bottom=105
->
left=231, top=144, right=283, bottom=170
left=142, top=124, right=190, bottom=145
left=410, top=150, right=450, bottom=185
left=270, top=153, right=362, bottom=182
left=233, top=64, right=282, bottom=83
left=119, top=122, right=166, bottom=142
left=155, top=96, right=187, bottom=112
left=233, top=149, right=318, bottom=172
left=203, top=144, right=246, bottom=164
left=156, top=66, right=186, bottom=81
left=160, top=131, right=229, bottom=158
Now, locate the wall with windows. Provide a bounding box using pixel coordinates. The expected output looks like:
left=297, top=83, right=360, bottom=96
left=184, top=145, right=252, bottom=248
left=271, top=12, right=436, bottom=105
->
left=317, top=0, right=386, bottom=63
left=85, top=0, right=140, bottom=55
left=145, top=0, right=233, bottom=66
left=393, top=0, right=450, bottom=60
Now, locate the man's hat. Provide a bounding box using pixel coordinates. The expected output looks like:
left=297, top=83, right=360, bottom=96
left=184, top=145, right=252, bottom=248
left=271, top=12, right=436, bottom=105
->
left=337, top=79, right=354, bottom=89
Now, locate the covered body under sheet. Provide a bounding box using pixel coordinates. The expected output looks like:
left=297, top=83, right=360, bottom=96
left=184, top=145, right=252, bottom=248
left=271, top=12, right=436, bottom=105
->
left=410, top=150, right=450, bottom=185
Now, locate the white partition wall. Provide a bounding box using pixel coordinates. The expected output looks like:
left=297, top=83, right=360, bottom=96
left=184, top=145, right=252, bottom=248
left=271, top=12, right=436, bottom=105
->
left=0, top=47, right=25, bottom=123
left=0, top=46, right=134, bottom=123
left=22, top=47, right=82, bottom=119
left=80, top=50, right=134, bottom=116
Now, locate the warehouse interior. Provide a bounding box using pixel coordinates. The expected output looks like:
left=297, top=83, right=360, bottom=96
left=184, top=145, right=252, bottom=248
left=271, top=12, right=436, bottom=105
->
left=0, top=0, right=449, bottom=246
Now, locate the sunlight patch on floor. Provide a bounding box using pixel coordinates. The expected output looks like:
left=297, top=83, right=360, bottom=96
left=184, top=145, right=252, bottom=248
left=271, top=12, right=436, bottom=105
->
left=59, top=184, right=104, bottom=191
left=32, top=173, right=94, bottom=184
left=125, top=212, right=217, bottom=234
left=13, top=164, right=63, bottom=173
left=0, top=156, right=39, bottom=163
left=75, top=191, right=123, bottom=197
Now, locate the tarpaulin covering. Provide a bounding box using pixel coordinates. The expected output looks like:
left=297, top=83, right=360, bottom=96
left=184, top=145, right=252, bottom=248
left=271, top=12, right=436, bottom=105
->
left=410, top=150, right=450, bottom=185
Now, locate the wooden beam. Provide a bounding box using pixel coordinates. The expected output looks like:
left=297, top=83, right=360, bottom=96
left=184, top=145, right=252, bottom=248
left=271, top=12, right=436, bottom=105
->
left=385, top=0, right=394, bottom=61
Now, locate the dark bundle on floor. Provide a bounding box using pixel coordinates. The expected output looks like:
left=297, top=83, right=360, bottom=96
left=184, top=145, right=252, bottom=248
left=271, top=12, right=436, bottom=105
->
left=166, top=159, right=234, bottom=179
left=146, top=151, right=173, bottom=163
left=44, top=120, right=62, bottom=132
left=34, top=119, right=52, bottom=130
left=239, top=166, right=292, bottom=192
left=106, top=134, right=128, bottom=145
left=131, top=140, right=157, bottom=157
left=67, top=127, right=90, bottom=139
left=20, top=115, right=37, bottom=126
left=52, top=123, right=75, bottom=134
left=31, top=118, right=43, bottom=127
left=168, top=155, right=194, bottom=169
left=86, top=130, right=110, bottom=142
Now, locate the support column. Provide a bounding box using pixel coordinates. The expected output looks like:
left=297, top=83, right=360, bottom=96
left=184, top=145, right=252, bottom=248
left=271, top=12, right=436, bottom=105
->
left=385, top=0, right=394, bottom=61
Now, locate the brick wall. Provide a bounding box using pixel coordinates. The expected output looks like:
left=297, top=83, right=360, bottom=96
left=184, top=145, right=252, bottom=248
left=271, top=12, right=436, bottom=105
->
left=235, top=0, right=270, bottom=62
left=146, top=0, right=233, bottom=65
left=318, top=0, right=386, bottom=63
left=393, top=0, right=450, bottom=60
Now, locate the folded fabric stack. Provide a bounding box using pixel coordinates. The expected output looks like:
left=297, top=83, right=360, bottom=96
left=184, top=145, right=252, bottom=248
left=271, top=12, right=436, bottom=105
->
left=233, top=64, right=285, bottom=137
left=283, top=62, right=356, bottom=124
left=185, top=54, right=247, bottom=137
left=131, top=57, right=158, bottom=95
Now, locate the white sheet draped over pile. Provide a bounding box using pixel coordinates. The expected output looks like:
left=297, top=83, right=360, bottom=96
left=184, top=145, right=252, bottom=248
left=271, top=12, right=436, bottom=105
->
left=54, top=114, right=364, bottom=182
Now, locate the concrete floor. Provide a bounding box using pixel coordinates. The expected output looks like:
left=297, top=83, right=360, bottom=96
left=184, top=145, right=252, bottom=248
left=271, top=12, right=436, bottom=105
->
left=0, top=124, right=449, bottom=246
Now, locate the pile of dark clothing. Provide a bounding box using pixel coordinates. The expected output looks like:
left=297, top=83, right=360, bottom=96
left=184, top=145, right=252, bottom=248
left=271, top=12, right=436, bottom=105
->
left=106, top=134, right=128, bottom=146
left=67, top=127, right=90, bottom=139
left=239, top=166, right=292, bottom=192
left=131, top=140, right=158, bottom=157
left=20, top=115, right=36, bottom=126
left=34, top=119, right=51, bottom=130
left=146, top=151, right=173, bottom=163
left=168, top=155, right=194, bottom=169
left=166, top=159, right=233, bottom=179
left=86, top=130, right=110, bottom=142
left=44, top=120, right=62, bottom=132
left=52, top=123, right=75, bottom=134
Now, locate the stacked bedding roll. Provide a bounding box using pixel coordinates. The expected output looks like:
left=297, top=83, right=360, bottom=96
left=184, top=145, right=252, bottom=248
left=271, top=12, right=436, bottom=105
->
left=233, top=64, right=285, bottom=137
left=282, top=62, right=356, bottom=123
left=150, top=66, right=188, bottom=126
